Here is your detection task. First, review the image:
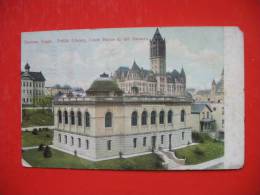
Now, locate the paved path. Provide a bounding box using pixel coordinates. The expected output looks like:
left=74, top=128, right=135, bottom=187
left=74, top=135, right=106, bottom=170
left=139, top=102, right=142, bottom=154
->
left=22, top=125, right=55, bottom=131
left=22, top=107, right=53, bottom=110
left=22, top=146, right=39, bottom=150
left=22, top=159, right=31, bottom=167
left=173, top=157, right=224, bottom=170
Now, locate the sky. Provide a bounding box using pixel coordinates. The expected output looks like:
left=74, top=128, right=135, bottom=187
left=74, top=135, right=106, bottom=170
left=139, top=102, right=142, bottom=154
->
left=21, top=27, right=224, bottom=90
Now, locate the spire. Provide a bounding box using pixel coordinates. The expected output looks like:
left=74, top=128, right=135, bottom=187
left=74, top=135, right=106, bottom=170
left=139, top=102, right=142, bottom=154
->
left=131, top=60, right=140, bottom=72
left=181, top=67, right=186, bottom=77
left=152, top=27, right=163, bottom=40
left=212, top=79, right=216, bottom=85
left=25, top=62, right=30, bottom=72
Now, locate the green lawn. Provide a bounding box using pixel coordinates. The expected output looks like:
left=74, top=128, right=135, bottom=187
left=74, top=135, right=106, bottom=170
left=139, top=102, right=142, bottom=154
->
left=175, top=136, right=224, bottom=165
left=22, top=148, right=165, bottom=170
left=22, top=109, right=54, bottom=127
left=22, top=129, right=53, bottom=147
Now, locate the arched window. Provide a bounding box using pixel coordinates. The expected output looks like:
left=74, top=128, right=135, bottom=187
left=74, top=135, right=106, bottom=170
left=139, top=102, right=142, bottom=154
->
left=77, top=111, right=82, bottom=126
left=151, top=111, right=156, bottom=125
left=131, top=111, right=138, bottom=126
left=181, top=109, right=185, bottom=122
left=70, top=111, right=75, bottom=125
left=85, top=112, right=90, bottom=127
left=159, top=111, right=165, bottom=124
left=64, top=111, right=68, bottom=124
left=105, top=112, right=112, bottom=128
left=168, top=110, right=173, bottom=124
left=141, top=111, right=147, bottom=125
left=58, top=110, right=62, bottom=123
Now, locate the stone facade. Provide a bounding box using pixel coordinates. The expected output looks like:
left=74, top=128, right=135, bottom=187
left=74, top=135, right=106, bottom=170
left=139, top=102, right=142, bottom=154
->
left=21, top=63, right=45, bottom=105
left=53, top=95, right=193, bottom=160
left=113, top=28, right=186, bottom=97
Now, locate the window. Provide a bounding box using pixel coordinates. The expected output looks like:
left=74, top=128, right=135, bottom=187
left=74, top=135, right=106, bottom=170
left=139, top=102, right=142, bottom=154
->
left=222, top=119, right=224, bottom=128
left=161, top=135, right=164, bottom=144
left=85, top=112, right=90, bottom=127
left=77, top=111, right=82, bottom=126
left=105, top=112, right=112, bottom=128
left=64, top=111, right=68, bottom=124
left=151, top=111, right=156, bottom=125
left=181, top=109, right=185, bottom=122
left=78, top=138, right=81, bottom=148
left=86, top=140, right=89, bottom=150
left=64, top=135, right=67, bottom=144
left=131, top=111, right=138, bottom=126
left=202, top=112, right=205, bottom=119
left=143, top=137, right=146, bottom=146
left=213, top=107, right=216, bottom=111
left=159, top=111, right=165, bottom=124
left=58, top=134, right=61, bottom=143
left=141, top=111, right=147, bottom=125
left=107, top=140, right=111, bottom=150
left=58, top=110, right=62, bottom=123
left=182, top=132, right=185, bottom=140
left=70, top=111, right=75, bottom=125
left=71, top=136, right=74, bottom=146
left=168, top=110, right=173, bottom=124
left=133, top=138, right=137, bottom=148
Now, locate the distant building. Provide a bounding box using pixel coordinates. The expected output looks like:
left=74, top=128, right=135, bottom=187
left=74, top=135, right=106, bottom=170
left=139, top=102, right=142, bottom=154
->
left=21, top=63, right=45, bottom=105
left=194, top=69, right=224, bottom=103
left=113, top=28, right=186, bottom=97
left=191, top=103, right=215, bottom=133
left=45, top=86, right=72, bottom=97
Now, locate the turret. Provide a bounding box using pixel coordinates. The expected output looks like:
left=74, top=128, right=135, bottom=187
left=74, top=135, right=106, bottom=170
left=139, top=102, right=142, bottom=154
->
left=150, top=28, right=166, bottom=75
left=25, top=62, right=30, bottom=73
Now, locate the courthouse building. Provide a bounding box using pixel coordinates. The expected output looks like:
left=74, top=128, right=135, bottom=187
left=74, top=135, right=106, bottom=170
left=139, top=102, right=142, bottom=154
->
left=21, top=63, right=46, bottom=105
left=52, top=29, right=193, bottom=161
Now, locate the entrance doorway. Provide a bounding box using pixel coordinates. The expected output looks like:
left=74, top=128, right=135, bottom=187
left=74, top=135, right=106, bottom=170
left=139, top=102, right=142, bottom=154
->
left=151, top=136, right=156, bottom=150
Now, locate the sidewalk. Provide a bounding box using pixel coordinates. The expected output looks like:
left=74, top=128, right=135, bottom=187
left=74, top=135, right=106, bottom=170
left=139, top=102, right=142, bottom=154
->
left=21, top=159, right=31, bottom=167
left=22, top=125, right=55, bottom=131
left=173, top=157, right=224, bottom=170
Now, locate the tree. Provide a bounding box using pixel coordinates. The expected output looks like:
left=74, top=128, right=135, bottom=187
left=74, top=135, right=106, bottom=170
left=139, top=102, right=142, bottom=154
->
left=43, top=145, right=52, bottom=158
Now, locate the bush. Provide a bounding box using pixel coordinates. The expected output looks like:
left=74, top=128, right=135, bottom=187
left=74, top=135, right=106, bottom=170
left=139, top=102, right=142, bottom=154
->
left=192, top=132, right=206, bottom=143
left=43, top=145, right=52, bottom=158
left=38, top=144, right=45, bottom=151
left=193, top=146, right=205, bottom=156
left=32, top=128, right=38, bottom=135
left=46, top=134, right=51, bottom=138
left=38, top=128, right=42, bottom=132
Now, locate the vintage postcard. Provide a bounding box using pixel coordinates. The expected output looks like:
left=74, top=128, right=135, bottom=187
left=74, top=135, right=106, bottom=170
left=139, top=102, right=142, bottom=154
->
left=21, top=27, right=244, bottom=170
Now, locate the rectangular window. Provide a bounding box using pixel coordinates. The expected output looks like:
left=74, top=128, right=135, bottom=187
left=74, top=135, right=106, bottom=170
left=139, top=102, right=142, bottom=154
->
left=64, top=135, right=67, bottom=144
left=71, top=136, right=74, bottom=146
left=107, top=140, right=111, bottom=150
left=58, top=134, right=61, bottom=143
left=86, top=140, right=89, bottom=150
left=182, top=132, right=185, bottom=140
left=161, top=135, right=164, bottom=144
left=133, top=138, right=137, bottom=148
left=143, top=137, right=146, bottom=147
left=78, top=138, right=81, bottom=148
